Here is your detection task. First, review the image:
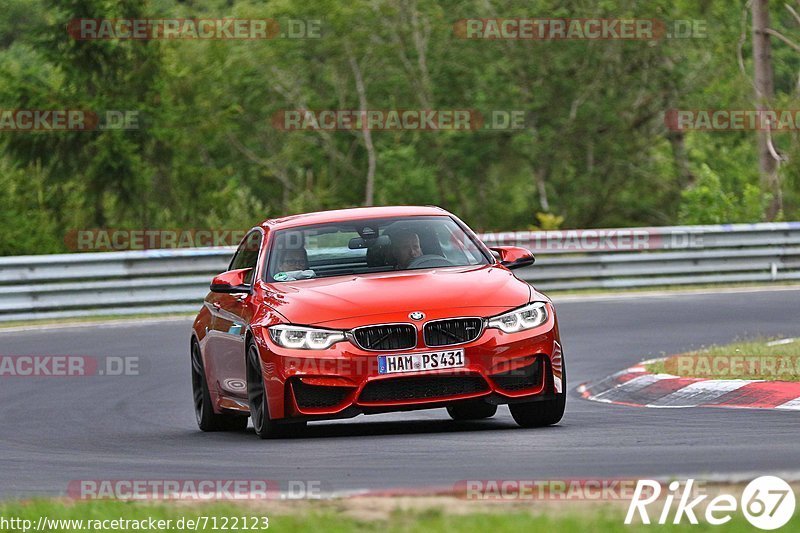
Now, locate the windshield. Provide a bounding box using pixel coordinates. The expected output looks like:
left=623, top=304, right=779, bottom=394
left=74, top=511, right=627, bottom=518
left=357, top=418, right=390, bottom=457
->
left=265, top=216, right=490, bottom=282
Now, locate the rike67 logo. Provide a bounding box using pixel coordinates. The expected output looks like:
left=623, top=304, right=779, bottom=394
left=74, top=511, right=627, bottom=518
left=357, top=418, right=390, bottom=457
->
left=626, top=476, right=795, bottom=530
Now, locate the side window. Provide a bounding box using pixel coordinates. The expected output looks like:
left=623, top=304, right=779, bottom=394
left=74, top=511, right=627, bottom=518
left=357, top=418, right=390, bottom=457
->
left=229, top=231, right=262, bottom=284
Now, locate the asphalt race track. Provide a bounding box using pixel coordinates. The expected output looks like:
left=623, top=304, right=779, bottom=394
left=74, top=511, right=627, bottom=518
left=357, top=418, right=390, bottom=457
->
left=1, top=288, right=799, bottom=498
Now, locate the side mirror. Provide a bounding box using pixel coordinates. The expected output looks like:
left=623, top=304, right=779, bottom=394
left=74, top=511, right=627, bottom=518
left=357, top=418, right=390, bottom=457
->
left=490, top=246, right=535, bottom=270
left=210, top=268, right=253, bottom=293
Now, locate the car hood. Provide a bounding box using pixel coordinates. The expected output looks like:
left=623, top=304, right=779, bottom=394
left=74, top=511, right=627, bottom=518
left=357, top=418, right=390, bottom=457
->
left=262, top=265, right=532, bottom=328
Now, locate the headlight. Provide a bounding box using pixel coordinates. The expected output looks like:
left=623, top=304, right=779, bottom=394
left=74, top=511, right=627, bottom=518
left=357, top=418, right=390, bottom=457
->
left=268, top=325, right=345, bottom=350
left=487, top=302, right=548, bottom=333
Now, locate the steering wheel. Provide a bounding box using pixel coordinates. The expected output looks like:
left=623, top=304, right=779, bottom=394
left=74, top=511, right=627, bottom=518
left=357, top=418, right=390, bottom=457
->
left=406, top=254, right=454, bottom=269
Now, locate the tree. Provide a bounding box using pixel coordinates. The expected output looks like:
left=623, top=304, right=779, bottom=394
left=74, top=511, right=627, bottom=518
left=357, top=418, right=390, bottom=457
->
left=751, top=0, right=782, bottom=219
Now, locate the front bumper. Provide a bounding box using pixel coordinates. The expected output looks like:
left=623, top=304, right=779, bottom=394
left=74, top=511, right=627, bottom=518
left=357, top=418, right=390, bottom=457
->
left=253, top=312, right=563, bottom=420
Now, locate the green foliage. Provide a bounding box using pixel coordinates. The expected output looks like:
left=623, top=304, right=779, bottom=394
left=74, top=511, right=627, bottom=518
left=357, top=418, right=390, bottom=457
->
left=678, top=164, right=764, bottom=225
left=0, top=157, right=65, bottom=255
left=532, top=212, right=565, bottom=230
left=678, top=165, right=734, bottom=224
left=376, top=146, right=439, bottom=206
left=0, top=0, right=799, bottom=255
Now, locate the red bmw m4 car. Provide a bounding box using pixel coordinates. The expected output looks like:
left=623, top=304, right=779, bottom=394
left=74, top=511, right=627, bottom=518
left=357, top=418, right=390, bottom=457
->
left=191, top=206, right=565, bottom=438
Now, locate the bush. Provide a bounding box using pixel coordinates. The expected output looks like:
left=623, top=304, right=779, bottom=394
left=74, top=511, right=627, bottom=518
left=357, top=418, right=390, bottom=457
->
left=678, top=164, right=765, bottom=224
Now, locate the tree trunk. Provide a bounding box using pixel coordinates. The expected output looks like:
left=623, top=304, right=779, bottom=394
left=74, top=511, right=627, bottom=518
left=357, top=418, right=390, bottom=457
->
left=348, top=54, right=376, bottom=207
left=667, top=130, right=695, bottom=189
left=752, top=0, right=782, bottom=219
left=535, top=168, right=550, bottom=212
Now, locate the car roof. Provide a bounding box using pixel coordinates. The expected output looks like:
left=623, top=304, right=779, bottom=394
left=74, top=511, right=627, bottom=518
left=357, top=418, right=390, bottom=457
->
left=259, top=205, right=450, bottom=230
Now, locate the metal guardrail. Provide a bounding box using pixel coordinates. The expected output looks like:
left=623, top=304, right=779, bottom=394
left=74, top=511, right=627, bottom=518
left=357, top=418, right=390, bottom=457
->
left=502, top=222, right=800, bottom=290
left=0, top=222, right=799, bottom=322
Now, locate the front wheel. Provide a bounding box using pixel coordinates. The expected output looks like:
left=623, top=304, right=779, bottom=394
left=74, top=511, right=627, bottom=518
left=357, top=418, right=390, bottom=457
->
left=509, top=360, right=566, bottom=428
left=191, top=340, right=248, bottom=432
left=246, top=342, right=306, bottom=439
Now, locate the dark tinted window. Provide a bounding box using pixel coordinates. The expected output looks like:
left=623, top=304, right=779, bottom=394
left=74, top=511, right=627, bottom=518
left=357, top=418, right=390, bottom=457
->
left=265, top=216, right=489, bottom=282
left=229, top=231, right=262, bottom=284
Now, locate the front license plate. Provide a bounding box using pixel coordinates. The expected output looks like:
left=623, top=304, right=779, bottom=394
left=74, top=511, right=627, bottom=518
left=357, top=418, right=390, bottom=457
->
left=378, top=349, right=465, bottom=375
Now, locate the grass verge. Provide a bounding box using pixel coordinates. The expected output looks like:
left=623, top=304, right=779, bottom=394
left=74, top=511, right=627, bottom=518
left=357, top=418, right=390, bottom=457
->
left=0, top=498, right=793, bottom=532
left=645, top=338, right=800, bottom=380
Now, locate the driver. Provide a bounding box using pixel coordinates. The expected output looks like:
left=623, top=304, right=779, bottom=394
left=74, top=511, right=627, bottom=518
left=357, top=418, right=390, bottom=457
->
left=277, top=247, right=308, bottom=272
left=390, top=230, right=422, bottom=269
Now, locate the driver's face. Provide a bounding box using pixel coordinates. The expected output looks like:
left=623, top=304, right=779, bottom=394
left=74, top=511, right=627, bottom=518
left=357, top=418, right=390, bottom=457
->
left=393, top=234, right=422, bottom=268
left=278, top=250, right=307, bottom=271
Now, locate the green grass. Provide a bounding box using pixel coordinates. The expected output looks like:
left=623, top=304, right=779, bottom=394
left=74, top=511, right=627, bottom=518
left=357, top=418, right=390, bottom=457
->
left=0, top=499, right=795, bottom=532
left=645, top=338, right=800, bottom=380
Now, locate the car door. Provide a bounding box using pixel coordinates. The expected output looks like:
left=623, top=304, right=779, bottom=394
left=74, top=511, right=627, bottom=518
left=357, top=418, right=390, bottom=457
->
left=206, top=230, right=263, bottom=401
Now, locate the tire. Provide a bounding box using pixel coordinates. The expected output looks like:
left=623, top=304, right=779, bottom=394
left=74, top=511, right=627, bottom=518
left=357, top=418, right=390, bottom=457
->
left=446, top=401, right=497, bottom=420
left=245, top=341, right=307, bottom=439
left=191, top=340, right=248, bottom=432
left=509, top=359, right=566, bottom=428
